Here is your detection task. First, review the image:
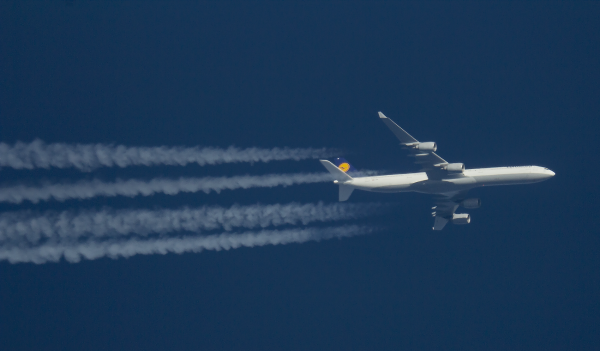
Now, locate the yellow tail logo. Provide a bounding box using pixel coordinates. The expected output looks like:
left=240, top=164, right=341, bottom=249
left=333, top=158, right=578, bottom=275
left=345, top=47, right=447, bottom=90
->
left=338, top=163, right=350, bottom=172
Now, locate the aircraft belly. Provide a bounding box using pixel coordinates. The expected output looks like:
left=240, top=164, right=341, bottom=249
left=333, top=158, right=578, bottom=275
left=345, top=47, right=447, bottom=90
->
left=369, top=185, right=410, bottom=193
left=353, top=176, right=478, bottom=194
left=351, top=175, right=420, bottom=193
left=352, top=171, right=544, bottom=193
left=354, top=183, right=412, bottom=193
left=409, top=177, right=477, bottom=194
left=472, top=173, right=534, bottom=186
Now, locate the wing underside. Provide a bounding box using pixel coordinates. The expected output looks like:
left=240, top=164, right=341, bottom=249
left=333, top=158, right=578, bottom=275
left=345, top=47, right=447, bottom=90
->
left=377, top=111, right=474, bottom=230
left=431, top=191, right=469, bottom=230
left=378, top=112, right=447, bottom=172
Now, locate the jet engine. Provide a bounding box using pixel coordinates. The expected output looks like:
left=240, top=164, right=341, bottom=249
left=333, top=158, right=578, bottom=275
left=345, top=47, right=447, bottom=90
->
left=416, top=142, right=437, bottom=152
left=445, top=163, right=465, bottom=173
left=452, top=213, right=471, bottom=224
left=461, top=198, right=481, bottom=209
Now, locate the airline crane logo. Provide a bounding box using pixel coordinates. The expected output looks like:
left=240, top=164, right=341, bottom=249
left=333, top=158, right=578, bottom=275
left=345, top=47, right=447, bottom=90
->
left=338, top=163, right=350, bottom=172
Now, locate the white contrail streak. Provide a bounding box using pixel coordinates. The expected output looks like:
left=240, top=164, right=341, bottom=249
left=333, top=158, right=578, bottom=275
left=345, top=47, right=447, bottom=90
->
left=0, top=202, right=386, bottom=244
left=0, top=139, right=335, bottom=171
left=0, top=225, right=375, bottom=264
left=0, top=173, right=334, bottom=204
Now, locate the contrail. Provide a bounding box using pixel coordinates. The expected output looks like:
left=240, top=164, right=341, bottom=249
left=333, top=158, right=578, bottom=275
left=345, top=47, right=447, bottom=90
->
left=0, top=173, right=335, bottom=204
left=0, top=139, right=336, bottom=171
left=0, top=225, right=376, bottom=264
left=0, top=202, right=386, bottom=244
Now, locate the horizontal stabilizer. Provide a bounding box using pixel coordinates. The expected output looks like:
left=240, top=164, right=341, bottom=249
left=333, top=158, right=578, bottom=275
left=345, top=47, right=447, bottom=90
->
left=339, top=184, right=354, bottom=202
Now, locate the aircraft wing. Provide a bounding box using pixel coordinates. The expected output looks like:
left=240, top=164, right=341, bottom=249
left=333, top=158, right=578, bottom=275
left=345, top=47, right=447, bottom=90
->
left=431, top=191, right=469, bottom=230
left=378, top=112, right=448, bottom=172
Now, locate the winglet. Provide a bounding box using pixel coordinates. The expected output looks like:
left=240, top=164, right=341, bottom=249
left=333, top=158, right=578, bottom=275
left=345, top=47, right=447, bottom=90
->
left=378, top=111, right=387, bottom=119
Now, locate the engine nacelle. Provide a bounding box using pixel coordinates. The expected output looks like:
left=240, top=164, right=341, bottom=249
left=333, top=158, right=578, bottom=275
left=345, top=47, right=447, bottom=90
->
left=445, top=163, right=465, bottom=173
left=461, top=198, right=481, bottom=209
left=416, top=142, right=437, bottom=152
left=452, top=213, right=471, bottom=225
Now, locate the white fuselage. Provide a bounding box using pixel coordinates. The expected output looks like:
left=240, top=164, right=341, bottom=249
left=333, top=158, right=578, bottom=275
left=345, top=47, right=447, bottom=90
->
left=345, top=166, right=555, bottom=194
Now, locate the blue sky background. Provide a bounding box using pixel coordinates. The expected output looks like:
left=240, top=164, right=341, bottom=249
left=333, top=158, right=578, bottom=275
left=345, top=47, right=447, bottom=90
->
left=1, top=1, right=599, bottom=350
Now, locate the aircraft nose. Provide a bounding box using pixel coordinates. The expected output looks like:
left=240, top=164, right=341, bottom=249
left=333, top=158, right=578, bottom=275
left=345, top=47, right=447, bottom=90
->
left=546, top=169, right=555, bottom=177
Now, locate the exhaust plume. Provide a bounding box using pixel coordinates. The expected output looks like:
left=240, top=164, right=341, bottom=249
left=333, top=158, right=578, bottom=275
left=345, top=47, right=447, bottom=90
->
left=0, top=225, right=375, bottom=264
left=0, top=140, right=335, bottom=171
left=0, top=202, right=386, bottom=244
left=0, top=173, right=334, bottom=204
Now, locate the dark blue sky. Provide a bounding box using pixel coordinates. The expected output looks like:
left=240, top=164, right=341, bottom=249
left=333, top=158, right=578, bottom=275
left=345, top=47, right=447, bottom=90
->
left=1, top=1, right=599, bottom=350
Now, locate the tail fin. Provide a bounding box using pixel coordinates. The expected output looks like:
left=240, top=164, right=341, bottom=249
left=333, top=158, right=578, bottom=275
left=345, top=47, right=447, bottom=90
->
left=333, top=157, right=358, bottom=174
left=319, top=160, right=355, bottom=201
left=319, top=160, right=353, bottom=182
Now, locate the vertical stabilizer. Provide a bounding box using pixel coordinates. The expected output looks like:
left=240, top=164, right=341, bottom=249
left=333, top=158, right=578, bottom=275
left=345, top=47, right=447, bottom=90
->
left=333, top=157, right=358, bottom=174
left=319, top=160, right=353, bottom=182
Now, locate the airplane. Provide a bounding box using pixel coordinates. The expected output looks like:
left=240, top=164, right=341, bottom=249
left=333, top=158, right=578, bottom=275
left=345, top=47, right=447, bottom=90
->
left=320, top=112, right=555, bottom=230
